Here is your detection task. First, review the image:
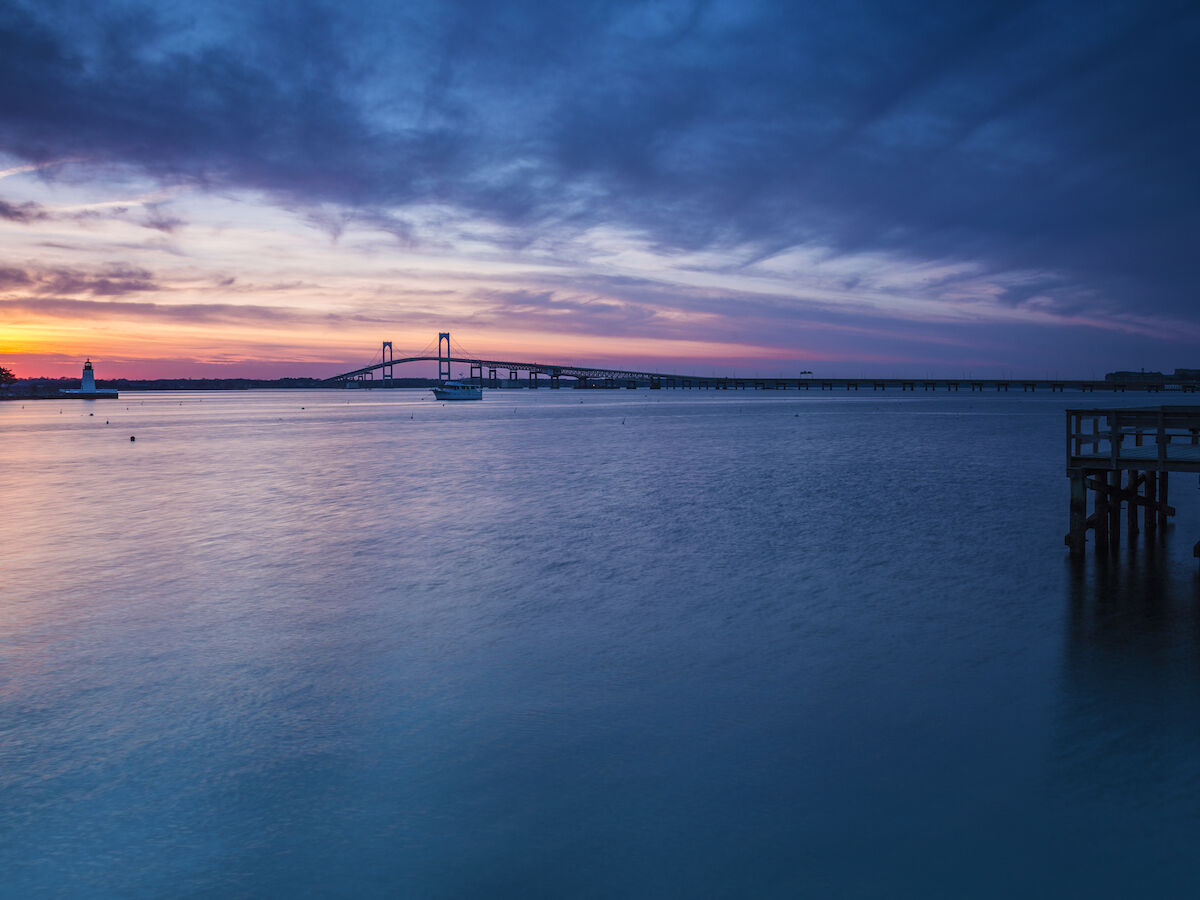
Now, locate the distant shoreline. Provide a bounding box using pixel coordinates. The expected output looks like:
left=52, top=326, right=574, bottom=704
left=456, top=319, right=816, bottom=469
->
left=0, top=377, right=440, bottom=400
left=5, top=371, right=1200, bottom=400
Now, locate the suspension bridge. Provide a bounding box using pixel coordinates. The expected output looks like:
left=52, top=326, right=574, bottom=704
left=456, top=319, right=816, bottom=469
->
left=325, top=333, right=720, bottom=389
left=325, top=333, right=1200, bottom=393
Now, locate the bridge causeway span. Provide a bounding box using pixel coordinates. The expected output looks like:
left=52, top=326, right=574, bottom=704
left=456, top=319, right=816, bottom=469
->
left=324, top=334, right=1200, bottom=394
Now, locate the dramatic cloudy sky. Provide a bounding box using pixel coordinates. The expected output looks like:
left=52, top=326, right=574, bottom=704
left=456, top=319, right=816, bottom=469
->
left=1, top=0, right=1198, bottom=378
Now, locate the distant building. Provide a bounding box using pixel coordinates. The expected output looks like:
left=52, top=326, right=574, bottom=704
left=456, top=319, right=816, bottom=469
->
left=1104, top=370, right=1164, bottom=383
left=1104, top=369, right=1200, bottom=384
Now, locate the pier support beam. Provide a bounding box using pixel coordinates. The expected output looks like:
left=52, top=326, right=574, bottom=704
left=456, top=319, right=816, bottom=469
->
left=1127, top=470, right=1139, bottom=537
left=1108, top=470, right=1121, bottom=552
left=1067, top=468, right=1087, bottom=558
left=1095, top=473, right=1109, bottom=559
left=1145, top=471, right=1157, bottom=535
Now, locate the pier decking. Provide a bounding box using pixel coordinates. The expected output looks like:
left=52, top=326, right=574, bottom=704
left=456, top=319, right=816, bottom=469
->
left=1065, top=406, right=1200, bottom=559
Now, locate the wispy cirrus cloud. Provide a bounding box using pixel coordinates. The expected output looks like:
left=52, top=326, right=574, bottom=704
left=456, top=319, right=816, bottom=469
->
left=0, top=263, right=158, bottom=296
left=0, top=198, right=50, bottom=223
left=0, top=295, right=317, bottom=326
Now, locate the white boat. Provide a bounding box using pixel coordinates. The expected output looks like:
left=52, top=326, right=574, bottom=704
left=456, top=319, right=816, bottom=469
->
left=431, top=381, right=482, bottom=400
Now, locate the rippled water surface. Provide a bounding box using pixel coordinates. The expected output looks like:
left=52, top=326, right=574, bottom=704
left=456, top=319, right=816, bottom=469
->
left=4, top=388, right=1200, bottom=897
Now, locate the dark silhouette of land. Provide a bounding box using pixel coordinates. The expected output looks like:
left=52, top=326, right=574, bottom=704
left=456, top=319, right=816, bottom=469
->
left=1, top=376, right=438, bottom=400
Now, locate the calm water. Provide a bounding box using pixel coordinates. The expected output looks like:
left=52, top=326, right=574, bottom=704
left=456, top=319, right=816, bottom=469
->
left=3, top=388, right=1200, bottom=897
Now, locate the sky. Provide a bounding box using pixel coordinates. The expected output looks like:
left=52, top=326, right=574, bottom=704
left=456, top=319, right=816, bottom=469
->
left=1, top=0, right=1198, bottom=379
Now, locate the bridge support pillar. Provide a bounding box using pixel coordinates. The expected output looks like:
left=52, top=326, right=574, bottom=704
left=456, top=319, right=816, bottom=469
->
left=470, top=363, right=482, bottom=386
left=382, top=341, right=394, bottom=384
left=488, top=368, right=498, bottom=388
left=438, top=333, right=451, bottom=382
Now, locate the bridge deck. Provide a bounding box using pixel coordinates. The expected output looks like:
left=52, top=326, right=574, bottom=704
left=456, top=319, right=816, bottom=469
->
left=325, top=336, right=1200, bottom=391
left=326, top=355, right=1200, bottom=394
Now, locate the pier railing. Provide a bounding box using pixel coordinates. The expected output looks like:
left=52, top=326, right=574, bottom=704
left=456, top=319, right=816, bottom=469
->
left=1066, top=406, right=1200, bottom=473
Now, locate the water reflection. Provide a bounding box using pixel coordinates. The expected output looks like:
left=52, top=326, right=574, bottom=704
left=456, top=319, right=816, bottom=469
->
left=1052, top=545, right=1200, bottom=890
left=1066, top=541, right=1200, bottom=658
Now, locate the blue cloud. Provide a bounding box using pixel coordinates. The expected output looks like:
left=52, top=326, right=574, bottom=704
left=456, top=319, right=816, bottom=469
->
left=1, top=0, right=1198, bottom=326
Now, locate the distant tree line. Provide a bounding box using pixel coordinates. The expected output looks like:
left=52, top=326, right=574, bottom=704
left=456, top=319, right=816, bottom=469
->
left=0, top=374, right=364, bottom=399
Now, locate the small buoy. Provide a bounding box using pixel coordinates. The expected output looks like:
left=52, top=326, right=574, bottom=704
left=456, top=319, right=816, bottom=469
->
left=89, top=412, right=94, bottom=416
left=106, top=420, right=109, bottom=424
left=301, top=407, right=305, bottom=410
left=130, top=435, right=136, bottom=441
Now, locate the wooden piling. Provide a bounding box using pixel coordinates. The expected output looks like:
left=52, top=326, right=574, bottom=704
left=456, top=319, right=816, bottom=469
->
left=1067, top=469, right=1087, bottom=558
left=1127, top=470, right=1139, bottom=537
left=1158, top=471, right=1170, bottom=530
left=1095, top=472, right=1110, bottom=558
left=1108, top=469, right=1121, bottom=551
left=1145, top=470, right=1157, bottom=536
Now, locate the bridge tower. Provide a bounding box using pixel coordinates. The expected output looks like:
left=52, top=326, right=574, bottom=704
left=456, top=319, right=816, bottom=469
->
left=438, top=332, right=451, bottom=382
left=381, top=341, right=394, bottom=384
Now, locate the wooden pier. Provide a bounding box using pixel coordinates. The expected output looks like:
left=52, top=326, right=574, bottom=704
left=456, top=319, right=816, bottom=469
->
left=1065, top=407, right=1200, bottom=559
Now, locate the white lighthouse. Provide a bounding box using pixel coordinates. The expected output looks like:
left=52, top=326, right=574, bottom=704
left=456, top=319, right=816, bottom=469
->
left=80, top=359, right=96, bottom=392
left=60, top=358, right=118, bottom=398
